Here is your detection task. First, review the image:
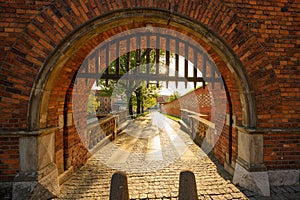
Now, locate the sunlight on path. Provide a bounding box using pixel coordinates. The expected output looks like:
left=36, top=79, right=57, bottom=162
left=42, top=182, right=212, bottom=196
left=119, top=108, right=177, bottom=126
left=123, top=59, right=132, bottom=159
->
left=145, top=135, right=163, bottom=161
left=55, top=111, right=248, bottom=199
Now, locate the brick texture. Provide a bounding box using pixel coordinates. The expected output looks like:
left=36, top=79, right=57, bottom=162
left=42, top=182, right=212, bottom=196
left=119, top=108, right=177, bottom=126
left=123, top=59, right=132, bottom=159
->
left=222, top=0, right=300, bottom=128
left=160, top=86, right=212, bottom=119
left=1, top=0, right=299, bottom=130
left=0, top=137, right=19, bottom=181
left=0, top=0, right=299, bottom=180
left=264, top=133, right=300, bottom=170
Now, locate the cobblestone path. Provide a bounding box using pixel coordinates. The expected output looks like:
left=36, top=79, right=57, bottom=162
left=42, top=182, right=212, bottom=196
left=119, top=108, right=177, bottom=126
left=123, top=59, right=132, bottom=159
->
left=54, top=112, right=300, bottom=200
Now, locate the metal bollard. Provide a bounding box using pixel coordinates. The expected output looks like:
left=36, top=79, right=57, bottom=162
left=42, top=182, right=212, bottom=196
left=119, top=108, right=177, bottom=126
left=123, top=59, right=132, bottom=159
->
left=109, top=171, right=129, bottom=200
left=178, top=170, right=198, bottom=200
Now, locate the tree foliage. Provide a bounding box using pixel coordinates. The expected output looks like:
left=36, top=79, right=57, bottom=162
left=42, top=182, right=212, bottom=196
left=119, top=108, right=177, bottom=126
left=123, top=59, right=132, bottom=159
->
left=96, top=49, right=168, bottom=116
left=167, top=91, right=181, bottom=102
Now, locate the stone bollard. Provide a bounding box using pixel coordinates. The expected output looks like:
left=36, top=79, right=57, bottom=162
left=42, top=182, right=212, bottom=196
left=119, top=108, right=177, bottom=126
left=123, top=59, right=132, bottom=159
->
left=109, top=171, right=129, bottom=200
left=178, top=170, right=198, bottom=200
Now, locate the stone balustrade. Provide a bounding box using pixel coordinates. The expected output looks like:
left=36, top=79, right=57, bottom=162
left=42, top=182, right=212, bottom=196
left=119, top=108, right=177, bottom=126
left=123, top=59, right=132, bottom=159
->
left=180, top=109, right=216, bottom=151
left=111, top=110, right=129, bottom=127
left=180, top=109, right=209, bottom=128
left=87, top=114, right=117, bottom=150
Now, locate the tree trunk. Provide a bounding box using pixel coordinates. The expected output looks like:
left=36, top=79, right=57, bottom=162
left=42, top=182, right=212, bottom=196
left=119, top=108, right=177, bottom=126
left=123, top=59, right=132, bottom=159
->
left=141, top=98, right=144, bottom=113
left=128, top=95, right=133, bottom=117
left=136, top=91, right=141, bottom=115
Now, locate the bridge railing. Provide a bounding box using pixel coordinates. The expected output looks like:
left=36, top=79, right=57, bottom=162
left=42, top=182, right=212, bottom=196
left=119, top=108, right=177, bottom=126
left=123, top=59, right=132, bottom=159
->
left=87, top=114, right=116, bottom=150
left=111, top=109, right=129, bottom=128
left=180, top=109, right=217, bottom=149
left=180, top=109, right=209, bottom=127
left=86, top=110, right=130, bottom=151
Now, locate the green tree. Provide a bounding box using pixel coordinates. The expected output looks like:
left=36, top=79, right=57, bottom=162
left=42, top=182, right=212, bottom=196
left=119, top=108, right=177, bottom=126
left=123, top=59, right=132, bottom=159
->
left=168, top=91, right=181, bottom=102
left=87, top=91, right=97, bottom=115
left=132, top=83, right=161, bottom=114
left=97, top=49, right=168, bottom=116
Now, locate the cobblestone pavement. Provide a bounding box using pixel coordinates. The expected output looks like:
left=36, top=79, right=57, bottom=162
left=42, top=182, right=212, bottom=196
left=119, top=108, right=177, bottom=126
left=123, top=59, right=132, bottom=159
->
left=54, top=112, right=300, bottom=200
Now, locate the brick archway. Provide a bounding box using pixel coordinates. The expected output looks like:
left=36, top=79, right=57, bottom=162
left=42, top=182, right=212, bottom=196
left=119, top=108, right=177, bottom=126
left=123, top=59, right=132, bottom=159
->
left=0, top=0, right=282, bottom=131
left=28, top=9, right=261, bottom=131
left=27, top=8, right=262, bottom=195
left=2, top=1, right=297, bottom=198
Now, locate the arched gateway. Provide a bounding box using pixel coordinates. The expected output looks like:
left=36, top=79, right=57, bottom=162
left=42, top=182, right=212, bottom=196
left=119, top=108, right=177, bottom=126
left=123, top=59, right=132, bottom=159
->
left=0, top=1, right=299, bottom=199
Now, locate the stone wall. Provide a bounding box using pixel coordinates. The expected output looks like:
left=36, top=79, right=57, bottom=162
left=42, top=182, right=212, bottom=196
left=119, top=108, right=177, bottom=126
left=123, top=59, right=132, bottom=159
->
left=88, top=115, right=116, bottom=149
left=180, top=109, right=237, bottom=167
left=112, top=110, right=129, bottom=127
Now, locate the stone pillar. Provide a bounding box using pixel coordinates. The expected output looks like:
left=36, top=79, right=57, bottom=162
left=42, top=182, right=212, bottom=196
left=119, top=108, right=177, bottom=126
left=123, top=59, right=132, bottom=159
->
left=12, top=128, right=59, bottom=200
left=232, top=128, right=270, bottom=196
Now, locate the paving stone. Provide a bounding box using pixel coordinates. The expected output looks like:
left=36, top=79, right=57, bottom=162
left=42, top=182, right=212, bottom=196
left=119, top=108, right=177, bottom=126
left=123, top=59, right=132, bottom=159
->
left=53, top=112, right=300, bottom=200
left=223, top=193, right=233, bottom=199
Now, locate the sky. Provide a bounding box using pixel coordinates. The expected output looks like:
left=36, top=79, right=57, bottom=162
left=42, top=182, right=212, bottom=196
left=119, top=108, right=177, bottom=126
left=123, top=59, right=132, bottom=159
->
left=159, top=56, right=203, bottom=96
left=91, top=55, right=203, bottom=96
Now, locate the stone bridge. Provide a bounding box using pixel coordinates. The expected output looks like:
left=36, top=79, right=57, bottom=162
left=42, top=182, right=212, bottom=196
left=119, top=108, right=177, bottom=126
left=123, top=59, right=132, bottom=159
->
left=0, top=0, right=299, bottom=199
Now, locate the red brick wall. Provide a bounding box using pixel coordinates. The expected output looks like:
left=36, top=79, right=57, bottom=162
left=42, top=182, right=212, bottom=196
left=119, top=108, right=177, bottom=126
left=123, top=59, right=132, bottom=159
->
left=96, top=96, right=111, bottom=114
left=161, top=85, right=237, bottom=166
left=61, top=79, right=90, bottom=173
left=0, top=0, right=299, bottom=181
left=55, top=128, right=64, bottom=174
left=160, top=86, right=212, bottom=119
left=166, top=84, right=237, bottom=165
left=62, top=124, right=89, bottom=174
left=214, top=125, right=229, bottom=165
left=0, top=137, right=19, bottom=181
left=213, top=125, right=239, bottom=165
left=264, top=133, right=300, bottom=170
left=160, top=100, right=181, bottom=117
left=222, top=0, right=300, bottom=128
left=1, top=0, right=299, bottom=130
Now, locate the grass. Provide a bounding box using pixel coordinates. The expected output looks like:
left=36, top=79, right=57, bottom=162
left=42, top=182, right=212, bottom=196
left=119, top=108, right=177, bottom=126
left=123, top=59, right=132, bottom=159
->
left=131, top=112, right=149, bottom=119
left=162, top=113, right=181, bottom=122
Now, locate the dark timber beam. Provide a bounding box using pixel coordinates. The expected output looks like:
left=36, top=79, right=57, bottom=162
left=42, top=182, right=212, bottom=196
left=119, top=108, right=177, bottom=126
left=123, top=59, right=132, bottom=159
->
left=116, top=40, right=120, bottom=75
left=97, top=73, right=208, bottom=82
left=193, top=48, right=198, bottom=89
left=155, top=48, right=160, bottom=87
left=105, top=44, right=110, bottom=86
left=184, top=43, right=189, bottom=88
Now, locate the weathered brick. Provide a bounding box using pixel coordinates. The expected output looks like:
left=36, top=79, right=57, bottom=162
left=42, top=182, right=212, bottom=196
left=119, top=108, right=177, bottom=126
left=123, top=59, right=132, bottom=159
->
left=0, top=0, right=299, bottom=183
